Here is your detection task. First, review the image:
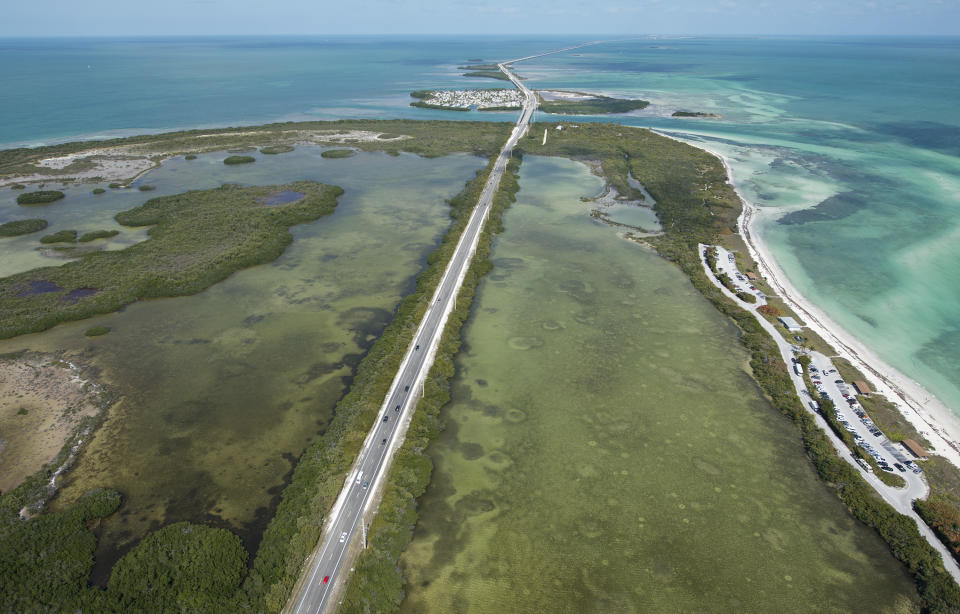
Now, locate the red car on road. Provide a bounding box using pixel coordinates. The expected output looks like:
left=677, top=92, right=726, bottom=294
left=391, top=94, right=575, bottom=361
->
left=323, top=576, right=330, bottom=584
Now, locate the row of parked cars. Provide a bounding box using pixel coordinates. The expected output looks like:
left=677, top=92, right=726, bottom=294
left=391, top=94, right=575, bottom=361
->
left=808, top=363, right=922, bottom=475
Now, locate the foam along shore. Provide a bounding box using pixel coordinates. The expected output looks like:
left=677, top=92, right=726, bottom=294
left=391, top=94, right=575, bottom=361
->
left=653, top=129, right=960, bottom=472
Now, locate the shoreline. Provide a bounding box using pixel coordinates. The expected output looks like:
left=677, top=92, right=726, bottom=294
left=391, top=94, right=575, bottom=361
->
left=653, top=128, right=960, bottom=470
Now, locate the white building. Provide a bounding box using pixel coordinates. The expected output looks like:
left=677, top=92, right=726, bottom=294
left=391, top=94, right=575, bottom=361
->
left=778, top=316, right=803, bottom=332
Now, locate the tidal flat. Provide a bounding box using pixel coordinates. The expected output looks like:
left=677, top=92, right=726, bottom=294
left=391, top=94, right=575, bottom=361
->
left=0, top=147, right=485, bottom=580
left=398, top=156, right=919, bottom=613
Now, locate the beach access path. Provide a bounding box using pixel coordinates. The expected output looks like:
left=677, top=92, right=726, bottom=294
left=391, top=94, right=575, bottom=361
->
left=699, top=243, right=960, bottom=584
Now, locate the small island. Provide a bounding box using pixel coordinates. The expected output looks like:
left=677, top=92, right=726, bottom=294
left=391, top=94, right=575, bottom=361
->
left=260, top=145, right=294, bottom=155
left=410, top=89, right=523, bottom=111
left=457, top=63, right=514, bottom=81
left=538, top=90, right=649, bottom=115
left=78, top=229, right=120, bottom=242
left=0, top=218, right=48, bottom=237
left=39, top=230, right=78, bottom=244
left=16, top=190, right=65, bottom=205
left=672, top=110, right=722, bottom=118
left=320, top=149, right=356, bottom=159
left=223, top=155, right=256, bottom=165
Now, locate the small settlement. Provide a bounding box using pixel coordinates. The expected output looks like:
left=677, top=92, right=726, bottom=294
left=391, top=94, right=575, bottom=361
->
left=414, top=89, right=524, bottom=110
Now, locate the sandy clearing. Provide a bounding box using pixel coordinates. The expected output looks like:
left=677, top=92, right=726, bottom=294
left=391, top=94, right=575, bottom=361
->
left=0, top=353, right=104, bottom=494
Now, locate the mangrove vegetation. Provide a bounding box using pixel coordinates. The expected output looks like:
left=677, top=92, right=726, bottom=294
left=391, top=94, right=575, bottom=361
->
left=0, top=181, right=342, bottom=339
left=0, top=218, right=47, bottom=237
left=16, top=190, right=65, bottom=205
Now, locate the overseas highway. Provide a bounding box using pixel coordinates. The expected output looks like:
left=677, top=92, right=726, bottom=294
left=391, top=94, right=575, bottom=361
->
left=285, top=59, right=535, bottom=614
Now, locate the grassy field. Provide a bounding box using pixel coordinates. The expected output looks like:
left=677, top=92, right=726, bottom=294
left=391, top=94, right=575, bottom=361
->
left=0, top=181, right=341, bottom=338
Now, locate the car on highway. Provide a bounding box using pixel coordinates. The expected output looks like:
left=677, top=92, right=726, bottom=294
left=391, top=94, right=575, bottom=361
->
left=339, top=531, right=348, bottom=543
left=395, top=404, right=401, bottom=412
left=362, top=480, right=370, bottom=489
left=404, top=385, right=410, bottom=392
left=381, top=438, right=387, bottom=445
left=323, top=576, right=329, bottom=584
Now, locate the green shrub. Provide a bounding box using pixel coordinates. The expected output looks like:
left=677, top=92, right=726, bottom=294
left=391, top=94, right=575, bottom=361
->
left=39, top=229, right=78, bottom=244
left=0, top=218, right=48, bottom=237
left=108, top=522, right=247, bottom=612
left=84, top=325, right=111, bottom=337
left=11, top=183, right=26, bottom=189
left=223, top=155, right=255, bottom=165
left=0, top=181, right=341, bottom=339
left=16, top=190, right=65, bottom=205
left=341, top=158, right=521, bottom=614
left=259, top=145, right=294, bottom=155
left=0, top=489, right=121, bottom=612
left=78, top=229, right=119, bottom=243
left=320, top=149, right=356, bottom=159
left=540, top=96, right=649, bottom=115
left=238, top=163, right=498, bottom=611
left=108, top=183, right=122, bottom=189
left=137, top=184, right=156, bottom=192
left=184, top=154, right=197, bottom=160
left=92, top=188, right=106, bottom=195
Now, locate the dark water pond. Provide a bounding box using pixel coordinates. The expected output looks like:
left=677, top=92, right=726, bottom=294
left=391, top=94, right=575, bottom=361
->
left=19, top=280, right=62, bottom=295
left=260, top=190, right=305, bottom=206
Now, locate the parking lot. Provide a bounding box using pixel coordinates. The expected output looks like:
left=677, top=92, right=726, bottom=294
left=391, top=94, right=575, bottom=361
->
left=803, top=352, right=923, bottom=478
left=714, top=246, right=767, bottom=304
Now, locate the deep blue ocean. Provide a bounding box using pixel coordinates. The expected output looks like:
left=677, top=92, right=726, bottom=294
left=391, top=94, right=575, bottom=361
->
left=2, top=35, right=960, bottom=418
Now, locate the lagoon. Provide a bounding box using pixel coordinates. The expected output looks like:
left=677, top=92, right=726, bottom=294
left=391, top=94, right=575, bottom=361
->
left=399, top=156, right=918, bottom=613
left=0, top=147, right=485, bottom=579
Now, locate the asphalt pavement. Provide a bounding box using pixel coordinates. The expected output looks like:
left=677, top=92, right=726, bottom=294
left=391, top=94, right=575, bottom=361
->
left=699, top=243, right=960, bottom=583
left=285, top=62, right=535, bottom=614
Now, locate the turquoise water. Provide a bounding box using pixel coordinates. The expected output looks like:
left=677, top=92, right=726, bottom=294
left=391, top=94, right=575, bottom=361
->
left=0, top=36, right=566, bottom=148
left=520, top=37, right=960, bottom=417
left=3, top=36, right=960, bottom=416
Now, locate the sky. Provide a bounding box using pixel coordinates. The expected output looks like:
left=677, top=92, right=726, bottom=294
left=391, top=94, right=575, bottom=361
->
left=2, top=0, right=959, bottom=36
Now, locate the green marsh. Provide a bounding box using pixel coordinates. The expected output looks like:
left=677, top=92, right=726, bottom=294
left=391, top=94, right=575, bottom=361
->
left=399, top=156, right=918, bottom=613
left=0, top=147, right=485, bottom=580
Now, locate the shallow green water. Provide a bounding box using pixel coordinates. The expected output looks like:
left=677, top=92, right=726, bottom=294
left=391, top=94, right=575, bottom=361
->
left=0, top=147, right=484, bottom=578
left=601, top=202, right=661, bottom=232
left=398, top=156, right=917, bottom=613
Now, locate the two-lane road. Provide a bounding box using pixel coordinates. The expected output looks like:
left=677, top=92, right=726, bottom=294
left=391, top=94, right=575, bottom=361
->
left=286, top=61, right=534, bottom=614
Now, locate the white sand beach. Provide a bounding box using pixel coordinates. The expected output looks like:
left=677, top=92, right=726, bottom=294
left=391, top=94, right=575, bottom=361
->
left=655, top=129, right=960, bottom=470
